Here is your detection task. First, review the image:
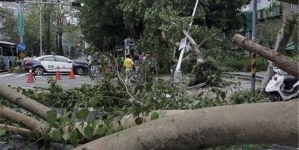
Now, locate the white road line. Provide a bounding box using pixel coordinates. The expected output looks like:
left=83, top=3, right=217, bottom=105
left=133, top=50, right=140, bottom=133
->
left=15, top=74, right=27, bottom=77
left=0, top=73, right=15, bottom=78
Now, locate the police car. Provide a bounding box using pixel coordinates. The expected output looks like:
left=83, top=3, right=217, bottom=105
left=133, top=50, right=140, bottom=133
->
left=25, top=55, right=89, bottom=76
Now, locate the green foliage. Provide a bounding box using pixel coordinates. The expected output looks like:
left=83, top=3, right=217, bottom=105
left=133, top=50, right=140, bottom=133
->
left=188, top=60, right=222, bottom=86
left=219, top=56, right=268, bottom=72
left=258, top=18, right=283, bottom=49
left=230, top=90, right=266, bottom=104
left=78, top=0, right=251, bottom=69
left=0, top=52, right=271, bottom=149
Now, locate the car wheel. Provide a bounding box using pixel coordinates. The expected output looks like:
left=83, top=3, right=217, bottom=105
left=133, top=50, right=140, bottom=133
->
left=75, top=67, right=84, bottom=75
left=34, top=67, right=44, bottom=76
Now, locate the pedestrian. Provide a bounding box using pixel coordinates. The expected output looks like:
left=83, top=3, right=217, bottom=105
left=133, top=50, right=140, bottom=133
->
left=138, top=52, right=143, bottom=63
left=123, top=54, right=134, bottom=85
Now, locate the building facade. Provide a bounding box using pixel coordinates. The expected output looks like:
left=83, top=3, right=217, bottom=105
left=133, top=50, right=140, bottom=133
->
left=240, top=0, right=299, bottom=39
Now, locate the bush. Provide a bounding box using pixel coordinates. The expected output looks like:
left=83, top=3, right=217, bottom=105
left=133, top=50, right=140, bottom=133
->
left=219, top=56, right=268, bottom=72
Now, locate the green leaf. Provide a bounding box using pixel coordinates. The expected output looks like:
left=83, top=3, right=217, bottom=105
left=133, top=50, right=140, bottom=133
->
left=84, top=126, right=94, bottom=137
left=46, top=110, right=57, bottom=124
left=49, top=129, right=62, bottom=141
left=96, top=125, right=106, bottom=136
left=91, top=120, right=101, bottom=126
left=0, top=129, right=6, bottom=137
left=135, top=117, right=143, bottom=125
left=42, top=125, right=52, bottom=134
left=150, top=112, right=159, bottom=120
left=75, top=108, right=89, bottom=120
left=88, top=97, right=98, bottom=107
left=62, top=133, right=71, bottom=141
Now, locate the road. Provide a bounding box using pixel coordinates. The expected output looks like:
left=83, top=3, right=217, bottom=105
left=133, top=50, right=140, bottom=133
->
left=0, top=72, right=99, bottom=90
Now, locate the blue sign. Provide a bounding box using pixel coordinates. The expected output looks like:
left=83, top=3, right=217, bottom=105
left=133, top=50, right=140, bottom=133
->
left=18, top=43, right=26, bottom=51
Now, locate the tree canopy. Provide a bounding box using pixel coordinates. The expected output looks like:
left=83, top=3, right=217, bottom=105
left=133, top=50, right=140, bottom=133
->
left=78, top=0, right=251, bottom=52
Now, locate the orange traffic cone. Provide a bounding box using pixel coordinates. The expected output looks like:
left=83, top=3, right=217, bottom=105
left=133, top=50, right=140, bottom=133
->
left=27, top=67, right=35, bottom=83
left=55, top=67, right=61, bottom=80
left=70, top=67, right=76, bottom=79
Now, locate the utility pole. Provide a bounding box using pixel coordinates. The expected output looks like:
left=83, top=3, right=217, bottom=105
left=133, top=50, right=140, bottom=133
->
left=38, top=4, right=44, bottom=56
left=251, top=0, right=257, bottom=102
left=173, top=0, right=199, bottom=83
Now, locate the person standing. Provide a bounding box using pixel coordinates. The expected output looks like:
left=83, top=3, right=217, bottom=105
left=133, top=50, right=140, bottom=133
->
left=123, top=55, right=134, bottom=85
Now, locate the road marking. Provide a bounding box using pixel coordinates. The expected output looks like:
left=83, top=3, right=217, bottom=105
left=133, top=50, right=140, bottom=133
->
left=0, top=73, right=15, bottom=78
left=15, top=74, right=27, bottom=77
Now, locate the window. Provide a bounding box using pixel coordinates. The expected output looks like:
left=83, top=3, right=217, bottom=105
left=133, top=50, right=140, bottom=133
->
left=55, top=56, right=70, bottom=63
left=260, top=10, right=264, bottom=18
left=40, top=56, right=55, bottom=61
left=0, top=43, right=15, bottom=56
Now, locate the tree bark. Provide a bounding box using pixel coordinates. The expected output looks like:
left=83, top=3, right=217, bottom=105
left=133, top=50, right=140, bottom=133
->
left=0, top=106, right=44, bottom=133
left=231, top=34, right=299, bottom=78
left=0, top=124, right=32, bottom=137
left=259, top=2, right=296, bottom=91
left=74, top=102, right=298, bottom=150
left=0, top=83, right=58, bottom=127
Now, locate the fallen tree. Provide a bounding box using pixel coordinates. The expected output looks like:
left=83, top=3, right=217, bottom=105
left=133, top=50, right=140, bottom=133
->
left=260, top=2, right=297, bottom=90
left=74, top=101, right=298, bottom=150
left=231, top=34, right=299, bottom=78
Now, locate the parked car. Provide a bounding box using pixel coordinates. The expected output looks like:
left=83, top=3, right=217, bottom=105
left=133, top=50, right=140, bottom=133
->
left=25, top=55, right=89, bottom=76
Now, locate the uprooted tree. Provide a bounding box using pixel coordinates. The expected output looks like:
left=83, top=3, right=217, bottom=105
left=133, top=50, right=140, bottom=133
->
left=0, top=80, right=298, bottom=149
left=259, top=1, right=298, bottom=90
left=0, top=49, right=298, bottom=149
left=231, top=34, right=299, bottom=78
left=0, top=0, right=298, bottom=149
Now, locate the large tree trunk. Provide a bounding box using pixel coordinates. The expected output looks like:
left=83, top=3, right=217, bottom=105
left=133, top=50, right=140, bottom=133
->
left=260, top=2, right=296, bottom=91
left=74, top=101, right=298, bottom=150
left=231, top=34, right=298, bottom=78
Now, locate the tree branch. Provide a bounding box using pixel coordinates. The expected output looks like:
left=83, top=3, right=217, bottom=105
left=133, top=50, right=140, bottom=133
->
left=231, top=34, right=299, bottom=77
left=0, top=106, right=45, bottom=133
left=0, top=84, right=61, bottom=128
left=0, top=124, right=32, bottom=137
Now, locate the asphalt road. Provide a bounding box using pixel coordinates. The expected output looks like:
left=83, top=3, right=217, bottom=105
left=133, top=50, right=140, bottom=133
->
left=0, top=72, right=99, bottom=90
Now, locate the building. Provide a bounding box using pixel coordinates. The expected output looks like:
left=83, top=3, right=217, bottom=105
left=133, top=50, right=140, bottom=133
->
left=239, top=0, right=299, bottom=39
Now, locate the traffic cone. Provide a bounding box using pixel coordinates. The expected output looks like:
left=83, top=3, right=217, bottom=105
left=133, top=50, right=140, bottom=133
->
left=55, top=67, right=61, bottom=80
left=27, top=68, right=34, bottom=83
left=70, top=67, right=76, bottom=79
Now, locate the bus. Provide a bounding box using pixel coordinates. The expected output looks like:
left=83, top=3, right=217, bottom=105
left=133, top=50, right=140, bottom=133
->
left=0, top=41, right=17, bottom=71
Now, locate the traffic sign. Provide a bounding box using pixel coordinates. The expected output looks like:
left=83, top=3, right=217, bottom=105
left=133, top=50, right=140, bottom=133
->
left=18, top=43, right=26, bottom=51
left=18, top=52, right=26, bottom=59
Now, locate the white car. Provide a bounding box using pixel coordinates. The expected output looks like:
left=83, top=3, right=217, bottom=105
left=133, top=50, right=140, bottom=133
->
left=25, top=55, right=89, bottom=76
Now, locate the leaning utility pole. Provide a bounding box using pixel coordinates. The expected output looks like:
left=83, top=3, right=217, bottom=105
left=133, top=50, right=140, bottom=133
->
left=173, top=0, right=199, bottom=83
